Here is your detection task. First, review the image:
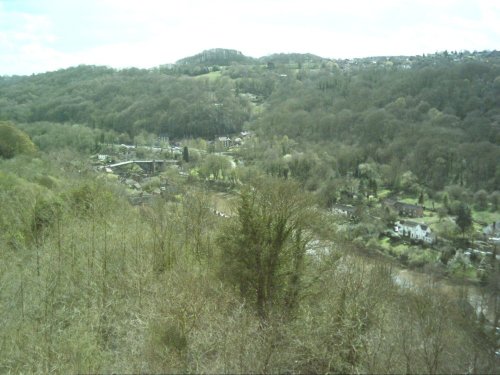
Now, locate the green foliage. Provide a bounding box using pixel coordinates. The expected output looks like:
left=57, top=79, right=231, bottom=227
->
left=199, top=154, right=232, bottom=180
left=490, top=190, right=500, bottom=211
left=0, top=154, right=495, bottom=373
left=18, top=121, right=108, bottom=153
left=1, top=51, right=498, bottom=374
left=418, top=191, right=425, bottom=205
left=217, top=177, right=312, bottom=320
left=176, top=48, right=255, bottom=67
left=1, top=52, right=499, bottom=192
left=30, top=195, right=63, bottom=243
left=455, top=203, right=473, bottom=236
left=0, top=121, right=36, bottom=158
left=0, top=65, right=251, bottom=139
left=473, top=189, right=488, bottom=210
left=67, top=180, right=119, bottom=218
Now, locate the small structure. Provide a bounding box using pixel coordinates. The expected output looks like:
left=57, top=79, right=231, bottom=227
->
left=395, top=220, right=435, bottom=244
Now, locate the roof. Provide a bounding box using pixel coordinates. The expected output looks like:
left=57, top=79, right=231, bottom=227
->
left=394, top=202, right=422, bottom=210
left=397, top=220, right=431, bottom=231
left=398, top=220, right=420, bottom=228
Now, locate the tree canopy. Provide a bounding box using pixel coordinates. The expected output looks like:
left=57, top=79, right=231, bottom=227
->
left=218, top=178, right=312, bottom=320
left=1, top=50, right=498, bottom=192
left=0, top=121, right=36, bottom=158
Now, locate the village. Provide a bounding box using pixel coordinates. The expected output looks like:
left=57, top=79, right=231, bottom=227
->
left=2, top=34, right=499, bottom=369
left=332, top=195, right=499, bottom=276
left=92, top=132, right=250, bottom=207
left=91, top=130, right=499, bottom=284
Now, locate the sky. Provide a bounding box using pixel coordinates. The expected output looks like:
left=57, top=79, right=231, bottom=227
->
left=0, top=0, right=499, bottom=76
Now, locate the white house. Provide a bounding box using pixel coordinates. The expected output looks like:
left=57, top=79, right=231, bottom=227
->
left=483, top=221, right=500, bottom=241
left=332, top=204, right=357, bottom=217
left=395, top=220, right=435, bottom=244
left=217, top=137, right=232, bottom=148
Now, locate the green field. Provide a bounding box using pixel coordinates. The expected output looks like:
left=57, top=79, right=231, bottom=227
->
left=195, top=70, right=222, bottom=80
left=472, top=209, right=499, bottom=225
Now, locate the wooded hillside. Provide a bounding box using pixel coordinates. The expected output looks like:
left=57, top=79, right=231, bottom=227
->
left=1, top=49, right=499, bottom=373
left=1, top=50, right=498, bottom=191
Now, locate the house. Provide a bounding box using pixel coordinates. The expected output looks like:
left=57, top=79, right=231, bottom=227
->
left=395, top=202, right=424, bottom=217
left=240, top=131, right=252, bottom=138
left=395, top=220, right=435, bottom=244
left=384, top=199, right=424, bottom=217
left=217, top=136, right=232, bottom=148
left=332, top=204, right=357, bottom=218
left=483, top=221, right=500, bottom=242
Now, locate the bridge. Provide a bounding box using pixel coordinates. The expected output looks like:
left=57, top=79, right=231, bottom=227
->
left=107, top=159, right=178, bottom=174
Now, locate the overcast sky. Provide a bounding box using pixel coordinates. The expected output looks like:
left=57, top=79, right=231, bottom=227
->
left=1, top=0, right=499, bottom=76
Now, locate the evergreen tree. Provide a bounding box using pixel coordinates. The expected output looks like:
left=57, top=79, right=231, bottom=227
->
left=182, top=146, right=189, bottom=163
left=369, top=178, right=378, bottom=197
left=455, top=203, right=472, bottom=238
left=217, top=178, right=311, bottom=321
left=443, top=193, right=449, bottom=209
left=418, top=191, right=425, bottom=205
left=358, top=178, right=367, bottom=199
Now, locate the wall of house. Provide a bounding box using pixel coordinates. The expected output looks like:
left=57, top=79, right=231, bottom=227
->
left=396, top=222, right=433, bottom=243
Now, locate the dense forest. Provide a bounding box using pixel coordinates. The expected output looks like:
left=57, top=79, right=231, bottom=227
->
left=1, top=49, right=499, bottom=192
left=1, top=48, right=499, bottom=373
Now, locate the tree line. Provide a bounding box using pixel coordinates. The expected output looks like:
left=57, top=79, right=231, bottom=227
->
left=1, top=51, right=498, bottom=194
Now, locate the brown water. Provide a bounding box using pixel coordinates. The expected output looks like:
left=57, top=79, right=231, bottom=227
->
left=394, top=268, right=497, bottom=324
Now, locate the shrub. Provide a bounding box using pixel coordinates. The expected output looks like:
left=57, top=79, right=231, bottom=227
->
left=0, top=122, right=36, bottom=159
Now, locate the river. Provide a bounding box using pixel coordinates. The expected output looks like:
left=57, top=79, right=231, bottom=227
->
left=394, top=268, right=497, bottom=325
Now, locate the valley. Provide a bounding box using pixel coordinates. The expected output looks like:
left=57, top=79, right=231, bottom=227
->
left=1, top=48, right=499, bottom=373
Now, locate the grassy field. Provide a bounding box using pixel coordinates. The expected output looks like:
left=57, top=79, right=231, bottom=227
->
left=399, top=196, right=419, bottom=205
left=377, top=188, right=392, bottom=199
left=194, top=70, right=222, bottom=81
left=472, top=209, right=499, bottom=225
left=377, top=234, right=441, bottom=269
left=419, top=212, right=440, bottom=225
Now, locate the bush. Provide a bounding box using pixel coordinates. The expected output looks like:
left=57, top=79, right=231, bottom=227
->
left=440, top=248, right=456, bottom=265
left=0, top=122, right=36, bottom=159
left=473, top=189, right=488, bottom=211
left=68, top=181, right=119, bottom=218
left=399, top=253, right=409, bottom=266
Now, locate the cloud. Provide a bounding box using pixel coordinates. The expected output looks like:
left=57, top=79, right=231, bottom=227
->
left=0, top=0, right=499, bottom=75
left=0, top=3, right=64, bottom=74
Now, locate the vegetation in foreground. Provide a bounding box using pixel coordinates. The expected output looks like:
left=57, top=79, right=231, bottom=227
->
left=0, top=134, right=497, bottom=374
left=1, top=49, right=499, bottom=372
